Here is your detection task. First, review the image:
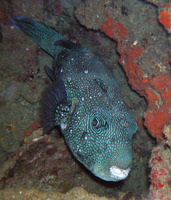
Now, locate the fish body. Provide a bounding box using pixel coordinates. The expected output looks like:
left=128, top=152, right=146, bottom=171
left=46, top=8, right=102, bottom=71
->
left=11, top=17, right=137, bottom=182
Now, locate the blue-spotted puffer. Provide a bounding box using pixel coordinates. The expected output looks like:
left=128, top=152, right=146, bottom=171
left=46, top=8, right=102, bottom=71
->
left=11, top=16, right=137, bottom=181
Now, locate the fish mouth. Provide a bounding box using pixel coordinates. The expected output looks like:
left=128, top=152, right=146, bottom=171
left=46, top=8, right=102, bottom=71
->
left=109, top=166, right=130, bottom=180
left=93, top=164, right=131, bottom=181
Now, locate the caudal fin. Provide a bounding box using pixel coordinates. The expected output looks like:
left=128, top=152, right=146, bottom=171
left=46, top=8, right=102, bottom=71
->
left=10, top=16, right=65, bottom=57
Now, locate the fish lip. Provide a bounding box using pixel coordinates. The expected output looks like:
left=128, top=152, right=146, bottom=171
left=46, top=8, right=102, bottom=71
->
left=109, top=166, right=130, bottom=180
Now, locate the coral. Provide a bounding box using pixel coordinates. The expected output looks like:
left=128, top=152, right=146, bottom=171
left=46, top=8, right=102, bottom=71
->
left=163, top=124, right=171, bottom=147
left=0, top=0, right=169, bottom=198
left=101, top=13, right=127, bottom=40
left=23, top=120, right=41, bottom=136
left=146, top=1, right=171, bottom=35
left=0, top=187, right=118, bottom=200
left=0, top=128, right=81, bottom=193
left=148, top=145, right=171, bottom=200
left=143, top=74, right=171, bottom=141
left=0, top=186, right=144, bottom=200
left=100, top=12, right=171, bottom=141
left=159, top=5, right=171, bottom=33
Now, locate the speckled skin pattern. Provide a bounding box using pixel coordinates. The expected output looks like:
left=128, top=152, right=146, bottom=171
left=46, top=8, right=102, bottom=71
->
left=11, top=17, right=137, bottom=181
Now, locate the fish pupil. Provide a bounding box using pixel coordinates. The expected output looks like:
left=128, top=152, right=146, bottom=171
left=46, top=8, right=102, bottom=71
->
left=92, top=117, right=100, bottom=128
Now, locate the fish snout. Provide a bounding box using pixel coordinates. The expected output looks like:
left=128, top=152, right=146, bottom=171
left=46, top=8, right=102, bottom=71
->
left=109, top=166, right=130, bottom=180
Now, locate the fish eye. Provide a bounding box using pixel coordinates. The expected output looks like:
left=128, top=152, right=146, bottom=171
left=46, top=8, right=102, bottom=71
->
left=90, top=114, right=108, bottom=134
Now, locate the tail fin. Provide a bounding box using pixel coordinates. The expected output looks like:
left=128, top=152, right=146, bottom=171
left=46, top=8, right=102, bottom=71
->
left=10, top=16, right=65, bottom=57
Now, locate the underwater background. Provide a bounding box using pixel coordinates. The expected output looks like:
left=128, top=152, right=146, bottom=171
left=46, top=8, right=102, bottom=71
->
left=0, top=0, right=170, bottom=199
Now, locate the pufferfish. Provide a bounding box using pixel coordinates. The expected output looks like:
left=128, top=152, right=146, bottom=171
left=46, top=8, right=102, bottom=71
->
left=10, top=16, right=137, bottom=182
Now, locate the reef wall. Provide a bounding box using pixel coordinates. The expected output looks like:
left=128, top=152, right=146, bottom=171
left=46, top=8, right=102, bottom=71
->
left=75, top=0, right=171, bottom=141
left=0, top=0, right=170, bottom=199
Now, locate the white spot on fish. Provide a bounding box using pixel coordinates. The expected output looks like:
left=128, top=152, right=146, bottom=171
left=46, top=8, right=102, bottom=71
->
left=98, top=92, right=102, bottom=97
left=70, top=129, right=73, bottom=133
left=84, top=70, right=88, bottom=74
left=81, top=97, right=84, bottom=101
left=60, top=123, right=67, bottom=130
left=67, top=77, right=72, bottom=82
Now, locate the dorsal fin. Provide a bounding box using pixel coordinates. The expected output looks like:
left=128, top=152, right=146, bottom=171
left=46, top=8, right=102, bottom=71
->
left=44, top=65, right=56, bottom=81
left=55, top=39, right=86, bottom=52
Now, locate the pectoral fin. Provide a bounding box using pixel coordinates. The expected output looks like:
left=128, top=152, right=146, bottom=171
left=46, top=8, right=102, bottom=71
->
left=42, top=78, right=78, bottom=134
left=42, top=78, right=67, bottom=134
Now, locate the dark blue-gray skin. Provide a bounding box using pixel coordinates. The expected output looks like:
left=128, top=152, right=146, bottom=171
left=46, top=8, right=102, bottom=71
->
left=11, top=16, right=137, bottom=182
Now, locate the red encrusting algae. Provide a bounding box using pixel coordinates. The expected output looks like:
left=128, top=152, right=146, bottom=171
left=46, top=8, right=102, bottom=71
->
left=149, top=145, right=171, bottom=200
left=101, top=13, right=127, bottom=41
left=159, top=4, right=171, bottom=32
left=23, top=120, right=41, bottom=136
left=100, top=13, right=171, bottom=141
